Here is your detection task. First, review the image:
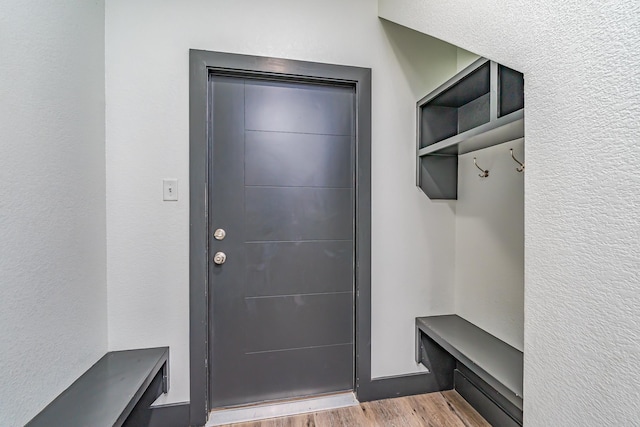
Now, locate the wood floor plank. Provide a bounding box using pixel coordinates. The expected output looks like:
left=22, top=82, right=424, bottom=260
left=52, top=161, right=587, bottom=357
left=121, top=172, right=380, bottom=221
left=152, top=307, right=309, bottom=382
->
left=390, top=394, right=446, bottom=427
left=219, top=413, right=315, bottom=427
left=360, top=400, right=406, bottom=427
left=313, top=404, right=370, bottom=426
left=220, top=391, right=490, bottom=427
left=405, top=393, right=468, bottom=427
left=442, top=390, right=492, bottom=427
left=361, top=397, right=430, bottom=427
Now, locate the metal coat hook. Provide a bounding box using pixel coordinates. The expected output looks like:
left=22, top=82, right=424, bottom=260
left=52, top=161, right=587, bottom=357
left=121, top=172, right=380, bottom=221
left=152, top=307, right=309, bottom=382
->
left=473, top=157, right=489, bottom=178
left=510, top=149, right=525, bottom=172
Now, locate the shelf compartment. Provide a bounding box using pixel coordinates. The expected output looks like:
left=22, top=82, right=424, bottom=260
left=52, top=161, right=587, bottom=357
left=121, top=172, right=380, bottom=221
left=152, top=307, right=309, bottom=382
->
left=499, top=65, right=524, bottom=118
left=418, top=155, right=458, bottom=200
left=419, top=61, right=490, bottom=148
left=418, top=109, right=524, bottom=157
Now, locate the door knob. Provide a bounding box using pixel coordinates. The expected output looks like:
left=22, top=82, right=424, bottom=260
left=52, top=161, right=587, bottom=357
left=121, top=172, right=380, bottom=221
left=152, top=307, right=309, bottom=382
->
left=213, top=252, right=227, bottom=265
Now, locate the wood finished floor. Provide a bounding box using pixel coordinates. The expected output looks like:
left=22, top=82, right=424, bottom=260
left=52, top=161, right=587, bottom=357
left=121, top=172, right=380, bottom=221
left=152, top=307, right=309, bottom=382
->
left=219, top=391, right=491, bottom=427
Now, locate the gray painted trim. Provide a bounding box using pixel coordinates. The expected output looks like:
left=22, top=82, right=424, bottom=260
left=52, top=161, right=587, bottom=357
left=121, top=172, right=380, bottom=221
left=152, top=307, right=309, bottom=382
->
left=490, top=61, right=499, bottom=122
left=189, top=50, right=372, bottom=426
left=148, top=403, right=190, bottom=427
left=189, top=50, right=210, bottom=427
left=357, top=373, right=447, bottom=402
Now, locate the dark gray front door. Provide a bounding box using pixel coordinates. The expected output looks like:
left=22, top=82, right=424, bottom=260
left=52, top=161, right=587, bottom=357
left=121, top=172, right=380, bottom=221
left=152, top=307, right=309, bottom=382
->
left=208, top=75, right=355, bottom=408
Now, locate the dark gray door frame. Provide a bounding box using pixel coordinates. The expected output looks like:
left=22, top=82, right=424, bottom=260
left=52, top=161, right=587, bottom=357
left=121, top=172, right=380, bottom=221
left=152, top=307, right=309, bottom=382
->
left=189, top=50, right=372, bottom=426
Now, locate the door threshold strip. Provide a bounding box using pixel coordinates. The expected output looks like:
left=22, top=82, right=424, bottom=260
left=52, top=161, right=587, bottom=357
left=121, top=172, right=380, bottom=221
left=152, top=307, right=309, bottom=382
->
left=206, top=392, right=359, bottom=426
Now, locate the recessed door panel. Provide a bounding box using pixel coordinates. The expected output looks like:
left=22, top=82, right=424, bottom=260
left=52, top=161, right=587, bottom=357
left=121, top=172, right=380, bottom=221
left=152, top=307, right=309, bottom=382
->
left=245, top=187, right=352, bottom=242
left=245, top=131, right=352, bottom=188
left=215, top=344, right=353, bottom=407
left=245, top=241, right=353, bottom=297
left=244, top=293, right=353, bottom=353
left=245, top=80, right=354, bottom=135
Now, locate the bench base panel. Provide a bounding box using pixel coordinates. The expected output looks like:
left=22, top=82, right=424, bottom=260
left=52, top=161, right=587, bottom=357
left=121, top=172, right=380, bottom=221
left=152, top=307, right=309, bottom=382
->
left=122, top=370, right=165, bottom=427
left=416, top=326, right=523, bottom=426
left=455, top=366, right=522, bottom=426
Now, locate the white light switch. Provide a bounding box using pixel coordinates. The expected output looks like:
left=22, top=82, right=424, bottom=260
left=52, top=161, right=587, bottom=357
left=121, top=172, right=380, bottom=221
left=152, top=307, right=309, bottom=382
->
left=163, top=179, right=178, bottom=201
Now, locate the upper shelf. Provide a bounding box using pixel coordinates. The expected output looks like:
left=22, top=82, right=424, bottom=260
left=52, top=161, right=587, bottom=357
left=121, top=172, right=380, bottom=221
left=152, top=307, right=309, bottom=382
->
left=417, top=58, right=524, bottom=157
left=418, top=109, right=524, bottom=156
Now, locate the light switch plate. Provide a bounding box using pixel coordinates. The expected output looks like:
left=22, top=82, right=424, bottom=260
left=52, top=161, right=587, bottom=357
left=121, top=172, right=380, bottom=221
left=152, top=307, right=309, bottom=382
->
left=163, top=179, right=178, bottom=201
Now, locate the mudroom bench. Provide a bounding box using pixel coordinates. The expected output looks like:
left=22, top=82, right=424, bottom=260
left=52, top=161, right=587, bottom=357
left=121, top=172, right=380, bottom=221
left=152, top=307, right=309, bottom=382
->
left=26, top=347, right=169, bottom=427
left=416, top=315, right=523, bottom=426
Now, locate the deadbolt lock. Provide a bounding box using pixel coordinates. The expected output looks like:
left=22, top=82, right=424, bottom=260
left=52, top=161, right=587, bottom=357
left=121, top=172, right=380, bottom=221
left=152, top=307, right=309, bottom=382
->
left=213, top=228, right=226, bottom=240
left=213, top=252, right=227, bottom=265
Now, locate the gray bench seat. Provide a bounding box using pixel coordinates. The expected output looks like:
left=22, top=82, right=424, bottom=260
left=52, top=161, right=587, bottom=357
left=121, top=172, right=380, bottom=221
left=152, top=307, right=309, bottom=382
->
left=26, top=347, right=169, bottom=427
left=416, top=315, right=523, bottom=426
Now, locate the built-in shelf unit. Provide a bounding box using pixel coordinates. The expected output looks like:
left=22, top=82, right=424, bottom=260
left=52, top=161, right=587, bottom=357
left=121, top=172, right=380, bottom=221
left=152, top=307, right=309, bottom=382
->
left=414, top=57, right=525, bottom=425
left=417, top=58, right=524, bottom=199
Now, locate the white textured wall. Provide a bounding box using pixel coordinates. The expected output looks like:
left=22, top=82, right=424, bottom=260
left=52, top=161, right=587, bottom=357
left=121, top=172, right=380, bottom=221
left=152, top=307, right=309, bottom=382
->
left=0, top=1, right=107, bottom=425
left=455, top=140, right=525, bottom=351
left=105, top=0, right=459, bottom=404
left=380, top=1, right=640, bottom=425
left=456, top=48, right=479, bottom=72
